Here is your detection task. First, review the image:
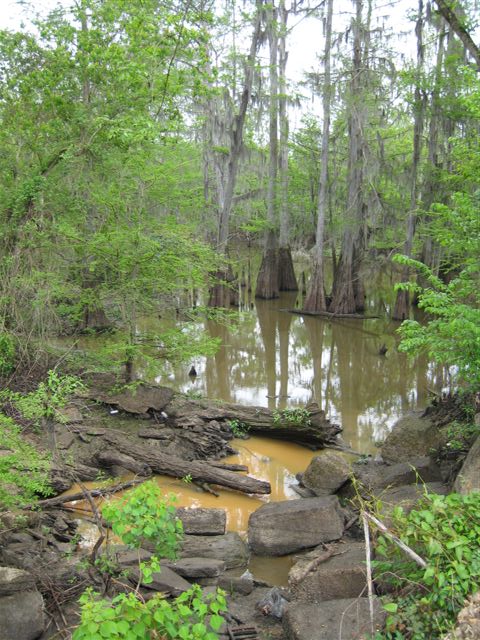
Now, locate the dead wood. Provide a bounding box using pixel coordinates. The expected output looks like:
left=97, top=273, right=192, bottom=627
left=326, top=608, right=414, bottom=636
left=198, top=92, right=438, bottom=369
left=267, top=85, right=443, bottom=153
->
left=100, top=430, right=271, bottom=495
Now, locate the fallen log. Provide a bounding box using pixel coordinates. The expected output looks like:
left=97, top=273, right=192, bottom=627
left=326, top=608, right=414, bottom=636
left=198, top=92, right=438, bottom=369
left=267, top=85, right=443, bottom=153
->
left=101, top=431, right=271, bottom=495
left=87, top=383, right=341, bottom=448
left=185, top=401, right=341, bottom=446
left=30, top=477, right=147, bottom=510
left=207, top=462, right=249, bottom=472
left=95, top=450, right=151, bottom=476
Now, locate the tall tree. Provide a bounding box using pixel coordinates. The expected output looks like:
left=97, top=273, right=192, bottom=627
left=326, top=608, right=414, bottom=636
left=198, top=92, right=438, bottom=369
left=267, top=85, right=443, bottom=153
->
left=207, top=1, right=263, bottom=306
left=256, top=1, right=280, bottom=300
left=303, top=0, right=333, bottom=313
left=329, top=0, right=367, bottom=314
left=392, top=0, right=426, bottom=320
left=277, top=0, right=298, bottom=292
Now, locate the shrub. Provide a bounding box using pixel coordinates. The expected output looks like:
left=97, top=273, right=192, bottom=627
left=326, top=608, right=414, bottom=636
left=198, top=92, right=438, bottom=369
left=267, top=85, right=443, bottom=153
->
left=0, top=414, right=51, bottom=508
left=74, top=480, right=227, bottom=639
left=373, top=491, right=480, bottom=639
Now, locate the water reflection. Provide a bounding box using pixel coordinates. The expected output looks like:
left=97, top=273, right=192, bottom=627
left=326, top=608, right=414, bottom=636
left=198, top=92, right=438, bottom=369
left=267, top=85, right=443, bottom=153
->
left=147, top=295, right=447, bottom=454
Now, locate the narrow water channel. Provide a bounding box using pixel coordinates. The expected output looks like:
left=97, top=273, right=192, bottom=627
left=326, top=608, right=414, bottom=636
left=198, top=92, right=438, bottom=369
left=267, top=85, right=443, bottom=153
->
left=66, top=436, right=335, bottom=585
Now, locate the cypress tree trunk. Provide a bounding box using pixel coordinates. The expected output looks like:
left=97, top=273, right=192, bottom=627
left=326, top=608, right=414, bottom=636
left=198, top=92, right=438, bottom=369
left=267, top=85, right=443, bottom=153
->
left=277, top=0, right=298, bottom=292
left=207, top=5, right=263, bottom=306
left=329, top=0, right=366, bottom=315
left=303, top=0, right=333, bottom=313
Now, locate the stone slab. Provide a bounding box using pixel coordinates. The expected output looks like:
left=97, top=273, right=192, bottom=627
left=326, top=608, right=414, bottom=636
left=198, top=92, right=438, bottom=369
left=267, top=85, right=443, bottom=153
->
left=248, top=497, right=344, bottom=556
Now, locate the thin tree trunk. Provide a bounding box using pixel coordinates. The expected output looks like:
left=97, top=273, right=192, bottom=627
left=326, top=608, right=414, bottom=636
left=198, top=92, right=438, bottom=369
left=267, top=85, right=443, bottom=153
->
left=392, top=0, right=425, bottom=321
left=303, top=0, right=333, bottom=313
left=433, top=0, right=480, bottom=68
left=256, top=3, right=280, bottom=300
left=208, top=3, right=263, bottom=306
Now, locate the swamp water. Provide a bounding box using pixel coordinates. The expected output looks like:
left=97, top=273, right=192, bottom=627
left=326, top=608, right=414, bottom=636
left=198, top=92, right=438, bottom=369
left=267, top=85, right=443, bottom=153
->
left=64, top=286, right=447, bottom=584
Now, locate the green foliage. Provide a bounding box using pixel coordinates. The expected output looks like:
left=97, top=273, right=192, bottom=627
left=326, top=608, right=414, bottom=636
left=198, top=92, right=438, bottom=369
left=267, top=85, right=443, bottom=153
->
left=374, top=491, right=480, bottom=638
left=395, top=256, right=480, bottom=388
left=102, top=480, right=183, bottom=563
left=0, top=414, right=52, bottom=508
left=228, top=419, right=249, bottom=438
left=6, top=370, right=84, bottom=424
left=441, top=420, right=480, bottom=452
left=73, top=584, right=227, bottom=640
left=76, top=480, right=227, bottom=639
left=0, top=332, right=15, bottom=376
left=272, top=408, right=311, bottom=427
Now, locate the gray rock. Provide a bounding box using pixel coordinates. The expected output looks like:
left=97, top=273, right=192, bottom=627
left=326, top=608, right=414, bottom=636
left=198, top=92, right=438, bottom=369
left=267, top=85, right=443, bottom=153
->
left=179, top=532, right=249, bottom=569
left=454, top=434, right=480, bottom=494
left=256, top=586, right=289, bottom=619
left=0, top=567, right=36, bottom=595
left=98, top=546, right=153, bottom=570
left=218, top=573, right=254, bottom=595
left=53, top=427, right=76, bottom=450
left=302, top=452, right=351, bottom=495
left=283, top=598, right=386, bottom=640
left=289, top=542, right=367, bottom=602
left=380, top=482, right=449, bottom=519
left=56, top=405, right=83, bottom=424
left=176, top=507, right=226, bottom=536
left=128, top=565, right=191, bottom=595
left=381, top=412, right=445, bottom=462
left=341, top=457, right=443, bottom=499
left=0, top=589, right=44, bottom=640
left=161, top=557, right=226, bottom=578
left=248, top=497, right=344, bottom=556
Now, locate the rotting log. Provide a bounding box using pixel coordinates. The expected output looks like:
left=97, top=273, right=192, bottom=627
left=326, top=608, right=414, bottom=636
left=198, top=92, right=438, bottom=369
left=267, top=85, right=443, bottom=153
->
left=86, top=382, right=341, bottom=447
left=100, top=431, right=271, bottom=495
left=174, top=401, right=340, bottom=446
left=95, top=450, right=151, bottom=476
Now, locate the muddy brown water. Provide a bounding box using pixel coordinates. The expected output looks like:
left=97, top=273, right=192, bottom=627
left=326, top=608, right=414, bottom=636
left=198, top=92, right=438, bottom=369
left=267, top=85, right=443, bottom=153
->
left=66, top=436, right=331, bottom=585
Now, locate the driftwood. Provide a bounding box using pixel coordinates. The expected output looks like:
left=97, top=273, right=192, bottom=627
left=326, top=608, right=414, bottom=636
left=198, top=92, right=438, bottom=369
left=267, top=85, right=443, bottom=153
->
left=32, top=477, right=148, bottom=510
left=363, top=511, right=427, bottom=568
left=100, top=432, right=271, bottom=495
left=207, top=462, right=249, bottom=472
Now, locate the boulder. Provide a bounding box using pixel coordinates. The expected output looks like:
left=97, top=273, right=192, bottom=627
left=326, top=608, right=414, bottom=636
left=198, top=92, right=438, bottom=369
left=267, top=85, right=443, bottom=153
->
left=379, top=482, right=449, bottom=520
left=161, top=557, right=225, bottom=579
left=289, top=542, right=367, bottom=603
left=127, top=565, right=191, bottom=596
left=0, top=566, right=36, bottom=595
left=100, top=546, right=152, bottom=569
left=92, top=383, right=175, bottom=414
left=179, top=532, right=249, bottom=569
left=381, top=412, right=445, bottom=462
left=248, top=497, right=344, bottom=556
left=453, top=434, right=480, bottom=494
left=341, top=457, right=443, bottom=498
left=218, top=572, right=254, bottom=595
left=176, top=507, right=226, bottom=535
left=283, top=598, right=386, bottom=640
left=302, top=451, right=351, bottom=496
left=0, top=588, right=44, bottom=640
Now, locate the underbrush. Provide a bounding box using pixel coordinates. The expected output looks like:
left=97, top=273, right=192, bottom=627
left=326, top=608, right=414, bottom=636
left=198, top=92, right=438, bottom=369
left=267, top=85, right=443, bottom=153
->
left=373, top=491, right=480, bottom=639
